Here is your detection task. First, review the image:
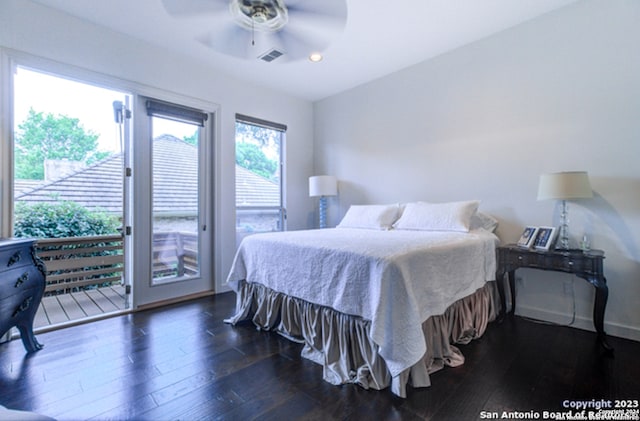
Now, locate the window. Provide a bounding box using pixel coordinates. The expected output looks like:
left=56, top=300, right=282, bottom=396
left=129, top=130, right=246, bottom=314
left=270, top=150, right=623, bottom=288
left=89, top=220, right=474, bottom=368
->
left=1, top=56, right=217, bottom=317
left=147, top=99, right=206, bottom=284
left=235, top=114, right=286, bottom=245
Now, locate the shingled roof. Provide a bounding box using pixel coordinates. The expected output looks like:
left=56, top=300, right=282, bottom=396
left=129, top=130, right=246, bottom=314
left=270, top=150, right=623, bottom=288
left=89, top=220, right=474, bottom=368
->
left=16, top=135, right=279, bottom=214
left=235, top=165, right=280, bottom=207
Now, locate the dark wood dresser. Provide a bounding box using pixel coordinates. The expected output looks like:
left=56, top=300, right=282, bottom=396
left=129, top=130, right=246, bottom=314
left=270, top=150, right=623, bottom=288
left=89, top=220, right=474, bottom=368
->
left=0, top=238, right=46, bottom=352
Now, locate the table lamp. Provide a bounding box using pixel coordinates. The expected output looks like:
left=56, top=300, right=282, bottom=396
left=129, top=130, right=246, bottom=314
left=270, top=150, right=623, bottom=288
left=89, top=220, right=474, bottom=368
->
left=537, top=171, right=593, bottom=249
left=309, top=175, right=337, bottom=228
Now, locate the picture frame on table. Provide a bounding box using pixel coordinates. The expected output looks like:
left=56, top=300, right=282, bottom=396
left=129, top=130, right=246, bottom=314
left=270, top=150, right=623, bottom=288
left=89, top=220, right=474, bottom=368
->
left=517, top=226, right=539, bottom=248
left=533, top=226, right=558, bottom=251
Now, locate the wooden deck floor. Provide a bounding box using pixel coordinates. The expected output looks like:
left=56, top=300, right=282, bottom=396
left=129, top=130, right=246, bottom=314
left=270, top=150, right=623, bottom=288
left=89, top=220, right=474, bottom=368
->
left=34, top=285, right=128, bottom=330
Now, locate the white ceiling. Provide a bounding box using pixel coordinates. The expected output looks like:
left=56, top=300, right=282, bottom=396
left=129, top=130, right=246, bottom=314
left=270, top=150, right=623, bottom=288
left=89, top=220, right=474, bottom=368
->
left=32, top=0, right=578, bottom=101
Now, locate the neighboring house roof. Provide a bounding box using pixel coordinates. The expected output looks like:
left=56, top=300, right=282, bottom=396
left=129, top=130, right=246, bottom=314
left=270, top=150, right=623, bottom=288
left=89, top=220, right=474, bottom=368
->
left=16, top=153, right=123, bottom=213
left=235, top=165, right=280, bottom=207
left=14, top=179, right=45, bottom=195
left=15, top=135, right=279, bottom=214
left=152, top=134, right=198, bottom=216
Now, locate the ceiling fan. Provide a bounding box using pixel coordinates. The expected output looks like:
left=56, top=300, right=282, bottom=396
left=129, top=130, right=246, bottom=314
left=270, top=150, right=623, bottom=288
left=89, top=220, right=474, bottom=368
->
left=161, top=0, right=347, bottom=62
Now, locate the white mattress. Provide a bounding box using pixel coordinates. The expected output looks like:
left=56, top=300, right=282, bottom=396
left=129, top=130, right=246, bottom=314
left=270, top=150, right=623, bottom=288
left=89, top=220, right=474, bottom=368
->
left=226, top=227, right=498, bottom=377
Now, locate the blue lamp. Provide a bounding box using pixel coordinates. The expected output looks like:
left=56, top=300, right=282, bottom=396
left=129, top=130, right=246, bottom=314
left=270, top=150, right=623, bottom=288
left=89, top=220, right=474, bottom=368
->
left=309, top=175, right=337, bottom=228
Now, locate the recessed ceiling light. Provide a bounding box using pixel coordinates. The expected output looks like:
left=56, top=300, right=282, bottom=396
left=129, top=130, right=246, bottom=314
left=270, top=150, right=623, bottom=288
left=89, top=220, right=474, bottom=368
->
left=309, top=53, right=323, bottom=62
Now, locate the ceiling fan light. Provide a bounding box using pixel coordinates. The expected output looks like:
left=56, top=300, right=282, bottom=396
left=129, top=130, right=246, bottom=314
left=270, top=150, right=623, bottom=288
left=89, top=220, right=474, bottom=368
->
left=309, top=53, right=323, bottom=62
left=251, top=6, right=268, bottom=24
left=229, top=0, right=288, bottom=33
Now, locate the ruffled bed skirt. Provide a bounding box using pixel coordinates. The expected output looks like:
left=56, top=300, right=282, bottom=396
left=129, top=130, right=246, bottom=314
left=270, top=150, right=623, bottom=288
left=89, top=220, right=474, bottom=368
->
left=225, top=280, right=500, bottom=398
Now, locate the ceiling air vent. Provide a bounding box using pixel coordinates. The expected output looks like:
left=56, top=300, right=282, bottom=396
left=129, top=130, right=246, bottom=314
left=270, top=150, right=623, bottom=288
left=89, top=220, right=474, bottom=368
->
left=259, top=49, right=284, bottom=62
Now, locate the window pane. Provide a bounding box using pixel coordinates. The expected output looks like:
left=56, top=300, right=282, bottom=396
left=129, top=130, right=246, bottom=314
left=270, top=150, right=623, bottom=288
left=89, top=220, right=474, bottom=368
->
left=235, top=119, right=284, bottom=244
left=151, top=117, right=200, bottom=284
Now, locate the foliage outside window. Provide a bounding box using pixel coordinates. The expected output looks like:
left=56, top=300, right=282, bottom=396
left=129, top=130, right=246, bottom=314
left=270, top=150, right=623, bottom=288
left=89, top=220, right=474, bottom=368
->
left=14, top=201, right=122, bottom=295
left=13, top=201, right=120, bottom=239
left=235, top=122, right=280, bottom=182
left=14, top=108, right=110, bottom=180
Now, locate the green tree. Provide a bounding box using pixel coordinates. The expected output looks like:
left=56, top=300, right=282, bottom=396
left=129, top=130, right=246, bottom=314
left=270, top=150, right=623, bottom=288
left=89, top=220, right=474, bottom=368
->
left=14, top=108, right=108, bottom=180
left=13, top=201, right=120, bottom=239
left=183, top=131, right=198, bottom=145
left=236, top=122, right=276, bottom=146
left=236, top=141, right=278, bottom=180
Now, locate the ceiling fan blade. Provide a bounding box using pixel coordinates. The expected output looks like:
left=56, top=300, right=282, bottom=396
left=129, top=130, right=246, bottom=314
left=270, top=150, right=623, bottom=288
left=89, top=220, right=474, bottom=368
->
left=284, top=0, right=348, bottom=55
left=162, top=0, right=229, bottom=17
left=284, top=14, right=344, bottom=47
left=198, top=24, right=249, bottom=58
left=285, top=0, right=347, bottom=19
left=286, top=0, right=348, bottom=26
left=198, top=24, right=283, bottom=60
left=286, top=11, right=346, bottom=39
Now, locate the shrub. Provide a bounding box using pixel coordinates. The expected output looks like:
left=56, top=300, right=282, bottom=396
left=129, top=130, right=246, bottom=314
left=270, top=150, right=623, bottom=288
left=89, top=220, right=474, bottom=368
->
left=14, top=201, right=120, bottom=238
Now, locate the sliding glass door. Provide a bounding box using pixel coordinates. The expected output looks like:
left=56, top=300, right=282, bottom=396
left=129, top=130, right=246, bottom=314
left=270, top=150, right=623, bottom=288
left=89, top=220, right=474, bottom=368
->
left=2, top=56, right=215, bottom=315
left=10, top=66, right=130, bottom=328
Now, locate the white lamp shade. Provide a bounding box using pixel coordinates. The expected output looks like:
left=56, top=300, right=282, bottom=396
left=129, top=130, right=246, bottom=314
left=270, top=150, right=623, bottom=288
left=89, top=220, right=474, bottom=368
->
left=309, top=175, right=337, bottom=197
left=537, top=171, right=593, bottom=200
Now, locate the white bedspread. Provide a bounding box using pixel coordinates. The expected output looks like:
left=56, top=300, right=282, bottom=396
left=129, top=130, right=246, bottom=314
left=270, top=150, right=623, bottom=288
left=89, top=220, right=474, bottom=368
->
left=226, top=227, right=498, bottom=377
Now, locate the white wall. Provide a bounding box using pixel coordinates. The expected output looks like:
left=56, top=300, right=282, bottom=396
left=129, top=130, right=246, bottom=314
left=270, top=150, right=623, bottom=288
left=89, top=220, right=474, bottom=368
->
left=314, top=1, right=640, bottom=341
left=0, top=0, right=315, bottom=294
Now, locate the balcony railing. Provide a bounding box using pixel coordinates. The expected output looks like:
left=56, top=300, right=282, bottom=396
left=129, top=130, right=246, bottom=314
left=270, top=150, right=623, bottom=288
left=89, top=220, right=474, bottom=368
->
left=32, top=231, right=198, bottom=330
left=36, top=234, right=124, bottom=295
left=236, top=207, right=284, bottom=246
left=152, top=231, right=199, bottom=281
left=32, top=234, right=124, bottom=330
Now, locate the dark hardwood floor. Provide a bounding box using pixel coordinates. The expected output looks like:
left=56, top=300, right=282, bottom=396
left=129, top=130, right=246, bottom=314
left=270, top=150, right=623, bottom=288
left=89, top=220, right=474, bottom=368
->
left=1, top=291, right=638, bottom=421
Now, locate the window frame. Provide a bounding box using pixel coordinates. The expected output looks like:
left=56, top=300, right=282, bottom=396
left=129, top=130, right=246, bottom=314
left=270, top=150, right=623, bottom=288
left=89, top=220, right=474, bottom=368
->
left=235, top=114, right=286, bottom=243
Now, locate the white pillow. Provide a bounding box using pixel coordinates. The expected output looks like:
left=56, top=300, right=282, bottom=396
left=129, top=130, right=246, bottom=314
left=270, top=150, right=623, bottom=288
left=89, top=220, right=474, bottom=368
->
left=393, top=200, right=480, bottom=232
left=470, top=211, right=499, bottom=232
left=337, top=204, right=400, bottom=230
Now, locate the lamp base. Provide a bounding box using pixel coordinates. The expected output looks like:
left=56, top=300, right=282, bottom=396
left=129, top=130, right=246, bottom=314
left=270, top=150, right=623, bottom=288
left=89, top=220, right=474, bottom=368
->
left=319, top=196, right=327, bottom=229
left=558, top=199, right=570, bottom=249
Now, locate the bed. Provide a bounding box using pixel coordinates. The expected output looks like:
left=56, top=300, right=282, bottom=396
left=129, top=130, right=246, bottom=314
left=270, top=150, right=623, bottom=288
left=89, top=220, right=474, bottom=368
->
left=225, top=201, right=501, bottom=397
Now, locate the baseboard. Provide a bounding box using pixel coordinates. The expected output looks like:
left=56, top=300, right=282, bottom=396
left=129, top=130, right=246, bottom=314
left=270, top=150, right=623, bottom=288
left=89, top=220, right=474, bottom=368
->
left=136, top=290, right=216, bottom=312
left=516, top=304, right=640, bottom=343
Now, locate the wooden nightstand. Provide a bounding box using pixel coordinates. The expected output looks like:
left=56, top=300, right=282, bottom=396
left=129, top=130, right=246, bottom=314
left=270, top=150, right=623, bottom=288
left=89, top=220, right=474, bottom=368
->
left=496, top=244, right=612, bottom=352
